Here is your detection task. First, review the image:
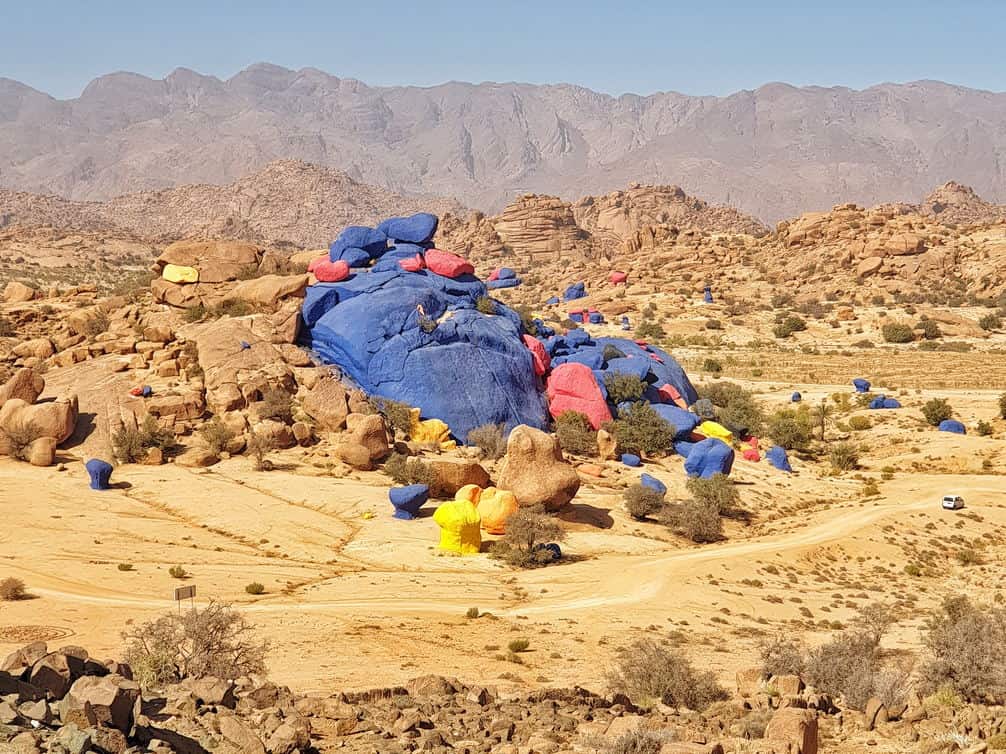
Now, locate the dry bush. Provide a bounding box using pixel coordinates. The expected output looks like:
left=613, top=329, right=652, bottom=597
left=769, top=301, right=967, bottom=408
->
left=920, top=596, right=1006, bottom=703
left=612, top=402, right=674, bottom=456
left=699, top=381, right=765, bottom=435
left=123, top=601, right=268, bottom=688
left=466, top=423, right=507, bottom=460
left=258, top=388, right=293, bottom=424
left=804, top=631, right=880, bottom=710
left=601, top=731, right=675, bottom=754
left=623, top=484, right=664, bottom=520
left=383, top=452, right=435, bottom=487
left=113, top=415, right=175, bottom=463
left=83, top=310, right=111, bottom=339
left=247, top=432, right=272, bottom=471
left=0, top=577, right=27, bottom=601
left=759, top=635, right=805, bottom=677
left=658, top=499, right=723, bottom=543
left=882, top=322, right=915, bottom=343
left=686, top=474, right=740, bottom=515
left=829, top=442, right=860, bottom=471
left=607, top=638, right=727, bottom=710
left=766, top=408, right=814, bottom=451
left=491, top=506, right=566, bottom=568
left=376, top=398, right=415, bottom=437
left=198, top=417, right=236, bottom=455
left=848, top=416, right=871, bottom=431
left=1, top=422, right=44, bottom=462
left=555, top=411, right=597, bottom=456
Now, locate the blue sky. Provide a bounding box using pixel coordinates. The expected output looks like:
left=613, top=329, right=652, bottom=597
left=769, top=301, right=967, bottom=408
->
left=2, top=0, right=1003, bottom=99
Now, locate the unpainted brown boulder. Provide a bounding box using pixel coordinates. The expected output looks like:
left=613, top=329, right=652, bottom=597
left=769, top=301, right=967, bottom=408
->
left=496, top=425, right=580, bottom=511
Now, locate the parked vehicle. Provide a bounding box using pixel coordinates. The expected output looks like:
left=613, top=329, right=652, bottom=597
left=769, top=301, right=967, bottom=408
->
left=941, top=495, right=965, bottom=510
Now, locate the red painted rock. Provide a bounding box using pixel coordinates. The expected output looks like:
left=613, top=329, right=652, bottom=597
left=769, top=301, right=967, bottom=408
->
left=313, top=260, right=350, bottom=282
left=521, top=334, right=550, bottom=377
left=609, top=271, right=628, bottom=284
left=546, top=362, right=612, bottom=430
left=425, top=249, right=474, bottom=278
left=307, top=255, right=328, bottom=272
left=488, top=268, right=501, bottom=281
left=743, top=448, right=761, bottom=462
left=657, top=383, right=687, bottom=408
left=398, top=254, right=426, bottom=272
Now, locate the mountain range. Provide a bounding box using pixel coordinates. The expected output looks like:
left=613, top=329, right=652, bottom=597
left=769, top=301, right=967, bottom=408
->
left=1, top=64, right=1005, bottom=221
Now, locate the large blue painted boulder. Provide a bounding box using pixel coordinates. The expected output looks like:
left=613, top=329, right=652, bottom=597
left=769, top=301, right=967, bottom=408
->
left=640, top=473, right=667, bottom=497
left=564, top=282, right=587, bottom=301
left=329, top=226, right=388, bottom=261
left=684, top=438, right=735, bottom=479
left=766, top=445, right=792, bottom=472
left=853, top=378, right=871, bottom=393
left=377, top=213, right=439, bottom=243
left=85, top=459, right=114, bottom=490
left=303, top=256, right=548, bottom=443
left=938, top=419, right=966, bottom=434
left=652, top=404, right=701, bottom=439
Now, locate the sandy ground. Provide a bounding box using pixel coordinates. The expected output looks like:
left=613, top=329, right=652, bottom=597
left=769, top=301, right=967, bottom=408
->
left=4, top=372, right=1006, bottom=695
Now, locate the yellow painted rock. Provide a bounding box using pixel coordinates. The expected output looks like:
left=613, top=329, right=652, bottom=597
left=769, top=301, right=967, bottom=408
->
left=454, top=484, right=483, bottom=505
left=409, top=407, right=457, bottom=450
left=433, top=498, right=482, bottom=555
left=477, top=487, right=518, bottom=535
left=162, top=263, right=199, bottom=284
left=697, top=420, right=733, bottom=442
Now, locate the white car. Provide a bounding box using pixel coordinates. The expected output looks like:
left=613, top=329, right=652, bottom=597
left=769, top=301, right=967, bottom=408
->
left=941, top=495, right=965, bottom=511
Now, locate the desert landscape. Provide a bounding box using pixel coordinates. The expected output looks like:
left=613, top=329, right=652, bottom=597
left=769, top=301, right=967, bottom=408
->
left=3, top=18, right=1006, bottom=751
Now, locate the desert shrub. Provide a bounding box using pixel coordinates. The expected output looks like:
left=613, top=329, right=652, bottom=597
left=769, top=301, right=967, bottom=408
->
left=247, top=432, right=271, bottom=471
left=183, top=304, right=207, bottom=323
left=466, top=423, right=507, bottom=460
left=882, top=322, right=915, bottom=343
left=508, top=638, right=530, bottom=653
left=168, top=565, right=188, bottom=579
left=920, top=596, right=1006, bottom=703
left=601, top=731, right=670, bottom=754
left=491, top=506, right=566, bottom=568
left=635, top=319, right=665, bottom=340
left=418, top=315, right=437, bottom=333
left=113, top=415, right=175, bottom=463
left=0, top=577, right=27, bottom=601
left=773, top=315, right=807, bottom=339
left=702, top=358, right=723, bottom=374
left=921, top=398, right=953, bottom=427
left=515, top=305, right=538, bottom=336
left=766, top=408, right=813, bottom=451
left=917, top=317, right=942, bottom=340
left=383, top=452, right=435, bottom=487
left=851, top=602, right=897, bottom=646
left=83, top=310, right=111, bottom=339
left=759, top=635, right=805, bottom=677
left=607, top=638, right=728, bottom=710
left=198, top=417, right=236, bottom=455
left=122, top=602, right=268, bottom=688
left=376, top=398, right=415, bottom=437
left=209, top=299, right=253, bottom=318
left=554, top=411, right=597, bottom=456
left=980, top=313, right=1002, bottom=331
left=659, top=499, right=723, bottom=543
left=602, top=344, right=627, bottom=362
left=245, top=582, right=265, bottom=595
left=117, top=563, right=134, bottom=572
left=848, top=416, right=871, bottom=431
left=704, top=318, right=722, bottom=330
left=0, top=316, right=15, bottom=337
left=475, top=296, right=497, bottom=315
left=0, top=421, right=43, bottom=462
left=258, top=388, right=293, bottom=424
left=804, top=631, right=881, bottom=710
left=623, top=484, right=664, bottom=520
left=829, top=442, right=860, bottom=471
left=699, top=382, right=765, bottom=435
left=686, top=474, right=739, bottom=514
left=603, top=372, right=646, bottom=404
left=976, top=420, right=994, bottom=437
left=612, top=402, right=674, bottom=456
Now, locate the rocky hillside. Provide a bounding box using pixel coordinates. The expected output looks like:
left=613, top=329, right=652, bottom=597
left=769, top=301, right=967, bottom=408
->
left=3, top=66, right=1006, bottom=220
left=0, top=160, right=464, bottom=249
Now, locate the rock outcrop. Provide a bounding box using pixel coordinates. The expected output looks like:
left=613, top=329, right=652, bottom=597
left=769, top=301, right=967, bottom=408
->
left=496, top=425, right=580, bottom=511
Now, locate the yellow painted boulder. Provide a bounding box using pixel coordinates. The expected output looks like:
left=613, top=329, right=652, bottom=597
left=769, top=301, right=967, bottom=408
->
left=162, top=264, right=199, bottom=284
left=433, top=498, right=482, bottom=555
left=454, top=484, right=483, bottom=505
left=477, top=487, right=518, bottom=535
left=697, top=420, right=733, bottom=442
left=409, top=408, right=457, bottom=450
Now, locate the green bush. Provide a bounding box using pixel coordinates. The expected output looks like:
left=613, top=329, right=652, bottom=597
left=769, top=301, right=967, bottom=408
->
left=623, top=484, right=664, bottom=520
left=766, top=408, right=813, bottom=450
left=917, top=318, right=942, bottom=339
left=376, top=398, right=415, bottom=436
left=635, top=319, right=665, bottom=340
left=976, top=420, right=994, bottom=437
left=699, top=381, right=765, bottom=435
left=245, top=582, right=265, bottom=595
left=686, top=474, right=739, bottom=514
left=921, top=398, right=953, bottom=427
left=882, top=322, right=915, bottom=343
left=612, top=402, right=674, bottom=456
left=198, top=417, right=236, bottom=455
left=828, top=442, right=860, bottom=471
left=659, top=500, right=722, bottom=543
left=475, top=296, right=497, bottom=315
left=702, top=358, right=723, bottom=374
left=491, top=506, right=566, bottom=568
left=168, top=565, right=188, bottom=579
left=554, top=411, right=597, bottom=456
left=258, top=388, right=293, bottom=424
left=603, top=373, right=646, bottom=404
left=113, top=415, right=176, bottom=463
left=773, top=315, right=807, bottom=339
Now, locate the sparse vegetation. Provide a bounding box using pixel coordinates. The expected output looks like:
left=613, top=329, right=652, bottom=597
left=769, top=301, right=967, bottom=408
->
left=759, top=635, right=805, bottom=677
left=980, top=313, right=1002, bottom=331
left=623, top=484, right=664, bottom=520
left=611, top=402, right=674, bottom=456
left=921, top=398, right=954, bottom=427
left=245, top=582, right=266, bottom=595
left=829, top=442, right=860, bottom=471
left=376, top=398, right=415, bottom=437
left=258, top=388, right=293, bottom=423
left=0, top=421, right=44, bottom=462
left=603, top=372, right=646, bottom=404
left=113, top=415, right=176, bottom=463
left=475, top=295, right=497, bottom=315
left=773, top=315, right=807, bottom=339
left=466, top=423, right=507, bottom=460
left=198, top=416, right=236, bottom=455
left=920, top=596, right=1006, bottom=703
left=607, top=638, right=728, bottom=710
left=882, top=322, right=915, bottom=343
left=383, top=452, right=435, bottom=487
left=123, top=601, right=268, bottom=688
left=168, top=565, right=188, bottom=579
left=766, top=408, right=814, bottom=451
left=0, top=577, right=28, bottom=601
left=554, top=411, right=597, bottom=456
left=491, top=506, right=566, bottom=568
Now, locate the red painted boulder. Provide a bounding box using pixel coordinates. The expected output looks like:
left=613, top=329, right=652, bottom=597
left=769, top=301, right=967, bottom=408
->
left=313, top=260, right=351, bottom=282
left=546, top=362, right=612, bottom=429
left=399, top=254, right=426, bottom=272
left=609, top=271, right=628, bottom=284
left=425, top=249, right=474, bottom=278
left=522, top=334, right=550, bottom=377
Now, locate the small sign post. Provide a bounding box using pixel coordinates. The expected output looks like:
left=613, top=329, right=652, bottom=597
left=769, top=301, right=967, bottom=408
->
left=174, top=584, right=196, bottom=612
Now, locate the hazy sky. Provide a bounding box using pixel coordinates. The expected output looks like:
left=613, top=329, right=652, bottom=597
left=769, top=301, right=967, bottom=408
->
left=3, top=0, right=1003, bottom=99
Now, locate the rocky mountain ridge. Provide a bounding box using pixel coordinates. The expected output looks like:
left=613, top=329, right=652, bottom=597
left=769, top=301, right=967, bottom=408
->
left=3, top=66, right=1006, bottom=220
